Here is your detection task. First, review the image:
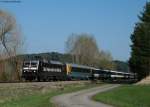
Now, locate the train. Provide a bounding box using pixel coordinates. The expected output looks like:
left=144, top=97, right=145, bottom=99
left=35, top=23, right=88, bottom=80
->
left=93, top=69, right=137, bottom=83
left=21, top=59, right=137, bottom=83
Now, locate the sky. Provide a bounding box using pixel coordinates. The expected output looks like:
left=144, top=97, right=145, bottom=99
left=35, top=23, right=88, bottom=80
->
left=0, top=0, right=148, bottom=61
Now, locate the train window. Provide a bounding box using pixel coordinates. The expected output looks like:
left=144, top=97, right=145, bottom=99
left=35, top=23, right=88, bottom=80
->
left=24, top=62, right=30, bottom=67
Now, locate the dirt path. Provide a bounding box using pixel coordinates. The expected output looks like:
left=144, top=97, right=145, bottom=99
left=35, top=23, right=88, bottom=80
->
left=52, top=84, right=120, bottom=107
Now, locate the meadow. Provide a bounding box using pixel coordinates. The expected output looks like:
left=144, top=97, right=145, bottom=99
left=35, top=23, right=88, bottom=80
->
left=93, top=85, right=150, bottom=107
left=0, top=81, right=100, bottom=107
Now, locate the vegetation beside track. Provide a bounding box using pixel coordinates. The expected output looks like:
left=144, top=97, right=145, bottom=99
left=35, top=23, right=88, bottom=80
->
left=0, top=81, right=102, bottom=107
left=93, top=85, right=150, bottom=107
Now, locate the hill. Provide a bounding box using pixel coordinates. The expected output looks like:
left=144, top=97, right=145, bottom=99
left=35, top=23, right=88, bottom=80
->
left=113, top=60, right=129, bottom=72
left=18, top=52, right=73, bottom=63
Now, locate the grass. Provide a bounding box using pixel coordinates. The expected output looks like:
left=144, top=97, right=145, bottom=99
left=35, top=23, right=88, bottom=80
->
left=0, top=82, right=101, bottom=107
left=93, top=85, right=150, bottom=107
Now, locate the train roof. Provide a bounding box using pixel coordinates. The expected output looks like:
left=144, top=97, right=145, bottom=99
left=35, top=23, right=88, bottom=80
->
left=94, top=69, right=135, bottom=75
left=23, top=60, right=39, bottom=63
left=66, top=63, right=96, bottom=70
left=109, top=70, right=135, bottom=75
left=50, top=60, right=64, bottom=65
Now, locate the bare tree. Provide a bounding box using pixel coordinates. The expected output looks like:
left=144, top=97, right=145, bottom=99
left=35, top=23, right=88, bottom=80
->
left=65, top=33, right=115, bottom=69
left=66, top=33, right=100, bottom=66
left=65, top=33, right=78, bottom=63
left=0, top=10, right=23, bottom=81
left=98, top=51, right=115, bottom=70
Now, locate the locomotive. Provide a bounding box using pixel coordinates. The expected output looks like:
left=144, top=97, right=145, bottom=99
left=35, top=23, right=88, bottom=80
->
left=22, top=59, right=137, bottom=82
left=22, top=60, right=66, bottom=81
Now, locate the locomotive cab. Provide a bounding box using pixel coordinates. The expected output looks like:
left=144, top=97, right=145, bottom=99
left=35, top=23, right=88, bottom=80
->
left=22, top=60, right=39, bottom=80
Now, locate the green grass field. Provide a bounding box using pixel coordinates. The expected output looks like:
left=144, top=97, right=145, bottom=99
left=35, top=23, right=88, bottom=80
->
left=0, top=82, right=101, bottom=107
left=93, top=85, right=150, bottom=107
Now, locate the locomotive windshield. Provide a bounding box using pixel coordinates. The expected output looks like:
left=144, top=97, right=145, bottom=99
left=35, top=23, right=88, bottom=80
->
left=23, top=61, right=39, bottom=68
left=31, top=61, right=38, bottom=67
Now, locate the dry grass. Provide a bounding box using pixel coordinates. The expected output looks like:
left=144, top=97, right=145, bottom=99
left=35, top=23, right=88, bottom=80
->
left=0, top=81, right=91, bottom=106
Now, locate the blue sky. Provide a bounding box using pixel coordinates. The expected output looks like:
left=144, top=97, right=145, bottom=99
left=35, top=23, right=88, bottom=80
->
left=0, top=0, right=148, bottom=61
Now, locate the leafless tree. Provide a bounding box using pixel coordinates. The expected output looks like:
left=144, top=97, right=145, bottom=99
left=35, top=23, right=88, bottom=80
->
left=98, top=51, right=116, bottom=70
left=0, top=10, right=23, bottom=81
left=66, top=33, right=99, bottom=66
left=65, top=33, right=115, bottom=69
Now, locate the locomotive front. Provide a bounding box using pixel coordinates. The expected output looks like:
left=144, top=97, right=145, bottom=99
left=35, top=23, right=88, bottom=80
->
left=22, top=60, right=39, bottom=81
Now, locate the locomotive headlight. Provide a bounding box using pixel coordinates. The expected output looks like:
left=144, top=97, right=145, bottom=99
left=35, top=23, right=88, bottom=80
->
left=24, top=71, right=26, bottom=72
left=34, top=71, right=36, bottom=72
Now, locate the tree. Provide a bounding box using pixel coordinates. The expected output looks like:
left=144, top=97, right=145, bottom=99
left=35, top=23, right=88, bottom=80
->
left=129, top=2, right=150, bottom=80
left=65, top=33, right=115, bottom=69
left=98, top=51, right=115, bottom=70
left=0, top=10, right=23, bottom=81
left=65, top=33, right=99, bottom=66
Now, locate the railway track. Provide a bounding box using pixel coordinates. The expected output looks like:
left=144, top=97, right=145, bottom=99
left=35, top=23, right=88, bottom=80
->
left=0, top=81, right=91, bottom=92
left=0, top=80, right=90, bottom=84
left=0, top=81, right=91, bottom=89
